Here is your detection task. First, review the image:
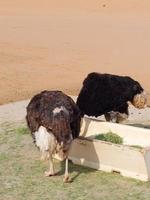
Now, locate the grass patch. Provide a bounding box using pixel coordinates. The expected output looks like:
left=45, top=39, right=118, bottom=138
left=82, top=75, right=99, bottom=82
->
left=95, top=132, right=123, bottom=144
left=15, top=126, right=29, bottom=135
left=0, top=152, right=9, bottom=161
left=1, top=122, right=150, bottom=200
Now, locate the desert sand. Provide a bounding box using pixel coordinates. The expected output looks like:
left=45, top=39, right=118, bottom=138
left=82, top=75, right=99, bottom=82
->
left=0, top=0, right=150, bottom=105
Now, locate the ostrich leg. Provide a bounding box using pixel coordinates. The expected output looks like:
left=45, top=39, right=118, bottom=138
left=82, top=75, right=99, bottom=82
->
left=63, top=158, right=69, bottom=182
left=45, top=155, right=55, bottom=176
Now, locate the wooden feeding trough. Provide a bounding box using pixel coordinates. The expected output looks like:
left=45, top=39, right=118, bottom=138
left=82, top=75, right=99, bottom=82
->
left=69, top=117, right=150, bottom=181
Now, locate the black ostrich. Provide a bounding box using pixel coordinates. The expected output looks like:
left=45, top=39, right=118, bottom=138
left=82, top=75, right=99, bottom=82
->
left=77, top=72, right=147, bottom=123
left=26, top=90, right=81, bottom=182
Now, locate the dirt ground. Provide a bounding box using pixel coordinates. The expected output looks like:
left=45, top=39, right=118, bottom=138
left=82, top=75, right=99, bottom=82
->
left=0, top=0, right=150, bottom=105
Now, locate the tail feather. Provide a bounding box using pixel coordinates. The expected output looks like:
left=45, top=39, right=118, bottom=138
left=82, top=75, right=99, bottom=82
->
left=34, top=126, right=56, bottom=160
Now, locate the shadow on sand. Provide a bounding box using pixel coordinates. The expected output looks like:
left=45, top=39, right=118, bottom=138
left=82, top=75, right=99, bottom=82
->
left=58, top=160, right=96, bottom=182
left=127, top=123, right=150, bottom=129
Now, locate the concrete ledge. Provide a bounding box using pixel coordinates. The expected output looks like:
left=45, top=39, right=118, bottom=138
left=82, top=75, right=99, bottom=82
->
left=80, top=117, right=150, bottom=147
left=69, top=118, right=150, bottom=181
left=0, top=96, right=150, bottom=124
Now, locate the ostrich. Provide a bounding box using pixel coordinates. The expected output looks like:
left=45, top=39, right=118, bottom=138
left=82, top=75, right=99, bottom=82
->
left=26, top=90, right=81, bottom=182
left=77, top=72, right=147, bottom=123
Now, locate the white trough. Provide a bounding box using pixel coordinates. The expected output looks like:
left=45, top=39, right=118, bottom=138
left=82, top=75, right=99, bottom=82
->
left=69, top=117, right=150, bottom=181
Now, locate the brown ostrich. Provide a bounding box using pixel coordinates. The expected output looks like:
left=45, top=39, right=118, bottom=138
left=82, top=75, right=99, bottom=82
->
left=26, top=90, right=81, bottom=182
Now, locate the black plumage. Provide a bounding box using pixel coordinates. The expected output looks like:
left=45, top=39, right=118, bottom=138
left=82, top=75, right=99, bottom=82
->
left=77, top=72, right=146, bottom=122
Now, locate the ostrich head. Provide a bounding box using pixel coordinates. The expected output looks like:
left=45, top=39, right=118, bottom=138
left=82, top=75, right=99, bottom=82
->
left=130, top=82, right=147, bottom=109
left=52, top=106, right=73, bottom=160
left=132, top=91, right=147, bottom=109
left=104, top=111, right=128, bottom=123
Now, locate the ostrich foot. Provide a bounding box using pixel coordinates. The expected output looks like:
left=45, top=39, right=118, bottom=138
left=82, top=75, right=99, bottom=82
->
left=44, top=170, right=55, bottom=177
left=63, top=175, right=71, bottom=183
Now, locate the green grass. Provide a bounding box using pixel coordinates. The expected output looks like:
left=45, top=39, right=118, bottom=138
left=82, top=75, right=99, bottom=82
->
left=1, top=122, right=150, bottom=200
left=15, top=126, right=29, bottom=135
left=95, top=132, right=123, bottom=144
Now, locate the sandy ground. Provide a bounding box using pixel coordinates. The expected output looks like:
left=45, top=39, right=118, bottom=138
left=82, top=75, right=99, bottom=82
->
left=0, top=0, right=150, bottom=105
